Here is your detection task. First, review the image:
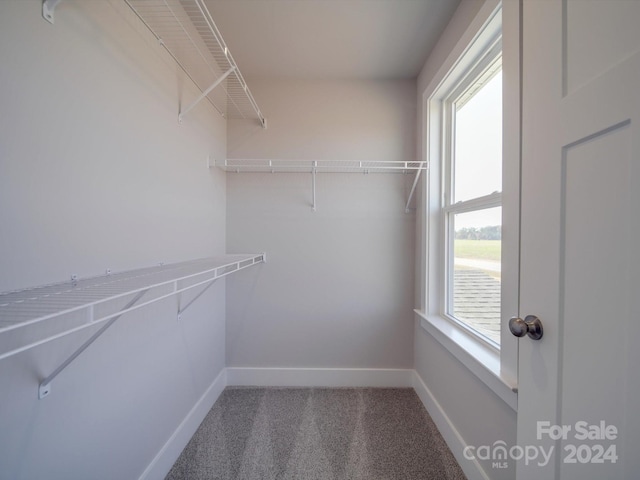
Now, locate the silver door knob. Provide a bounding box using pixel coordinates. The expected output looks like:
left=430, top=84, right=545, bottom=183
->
left=509, top=315, right=543, bottom=340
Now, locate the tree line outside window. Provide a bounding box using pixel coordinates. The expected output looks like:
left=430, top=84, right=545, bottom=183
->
left=454, top=225, right=501, bottom=240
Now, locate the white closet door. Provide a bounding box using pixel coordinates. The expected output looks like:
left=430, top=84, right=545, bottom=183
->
left=516, top=0, right=640, bottom=478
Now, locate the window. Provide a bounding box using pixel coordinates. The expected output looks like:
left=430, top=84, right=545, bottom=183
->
left=419, top=3, right=518, bottom=401
left=444, top=53, right=502, bottom=346
left=422, top=6, right=507, bottom=345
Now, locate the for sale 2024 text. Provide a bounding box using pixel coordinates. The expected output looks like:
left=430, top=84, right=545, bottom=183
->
left=538, top=421, right=618, bottom=465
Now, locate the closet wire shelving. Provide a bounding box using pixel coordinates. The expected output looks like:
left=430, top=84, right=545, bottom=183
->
left=0, top=254, right=265, bottom=398
left=124, top=0, right=266, bottom=127
left=216, top=159, right=429, bottom=212
left=216, top=159, right=427, bottom=174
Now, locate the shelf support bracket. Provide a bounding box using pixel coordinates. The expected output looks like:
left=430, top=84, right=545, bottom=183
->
left=38, top=289, right=148, bottom=399
left=311, top=161, right=317, bottom=212
left=178, top=67, right=236, bottom=123
left=42, top=0, right=61, bottom=24
left=405, top=162, right=427, bottom=213
left=177, top=279, right=217, bottom=321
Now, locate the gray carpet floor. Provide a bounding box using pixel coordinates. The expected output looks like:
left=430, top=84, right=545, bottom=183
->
left=166, top=387, right=467, bottom=480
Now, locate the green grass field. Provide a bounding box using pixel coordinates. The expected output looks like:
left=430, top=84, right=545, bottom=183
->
left=454, top=239, right=501, bottom=262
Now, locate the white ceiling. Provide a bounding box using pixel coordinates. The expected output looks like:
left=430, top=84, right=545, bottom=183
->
left=204, top=0, right=461, bottom=80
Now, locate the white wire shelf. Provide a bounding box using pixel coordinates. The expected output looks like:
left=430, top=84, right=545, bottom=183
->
left=125, top=0, right=266, bottom=127
left=0, top=254, right=265, bottom=363
left=216, top=159, right=428, bottom=212
left=216, top=159, right=428, bottom=174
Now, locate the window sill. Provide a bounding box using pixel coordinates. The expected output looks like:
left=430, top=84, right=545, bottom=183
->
left=414, top=309, right=517, bottom=411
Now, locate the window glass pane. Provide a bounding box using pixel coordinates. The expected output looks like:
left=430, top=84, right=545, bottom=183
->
left=451, top=207, right=501, bottom=344
left=453, top=71, right=502, bottom=203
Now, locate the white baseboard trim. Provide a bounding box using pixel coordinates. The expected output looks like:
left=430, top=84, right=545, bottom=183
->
left=139, top=368, right=227, bottom=480
left=226, top=367, right=414, bottom=388
left=141, top=368, right=490, bottom=480
left=412, top=371, right=490, bottom=480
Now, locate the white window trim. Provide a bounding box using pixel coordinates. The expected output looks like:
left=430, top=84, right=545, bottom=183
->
left=414, top=310, right=516, bottom=411
left=416, top=0, right=519, bottom=410
left=442, top=42, right=502, bottom=348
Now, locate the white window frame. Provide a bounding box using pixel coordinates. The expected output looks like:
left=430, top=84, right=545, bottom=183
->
left=416, top=1, right=519, bottom=410
left=443, top=43, right=502, bottom=348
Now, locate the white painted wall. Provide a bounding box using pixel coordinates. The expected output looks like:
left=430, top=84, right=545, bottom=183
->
left=414, top=1, right=517, bottom=479
left=226, top=79, right=417, bottom=370
left=414, top=331, right=517, bottom=479
left=0, top=1, right=517, bottom=478
left=0, top=1, right=227, bottom=478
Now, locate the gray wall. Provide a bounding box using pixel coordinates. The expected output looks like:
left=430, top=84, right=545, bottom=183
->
left=226, top=79, right=417, bottom=369
left=0, top=1, right=227, bottom=478
left=414, top=1, right=517, bottom=479
left=0, top=1, right=517, bottom=478
left=414, top=330, right=517, bottom=479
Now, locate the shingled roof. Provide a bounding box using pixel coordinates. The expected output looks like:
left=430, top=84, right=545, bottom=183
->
left=453, top=268, right=501, bottom=343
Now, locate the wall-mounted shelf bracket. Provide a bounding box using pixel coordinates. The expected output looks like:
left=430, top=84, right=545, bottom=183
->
left=126, top=0, right=266, bottom=128
left=179, top=67, right=236, bottom=123
left=218, top=159, right=428, bottom=213
left=405, top=162, right=428, bottom=213
left=177, top=278, right=217, bottom=321
left=311, top=161, right=317, bottom=212
left=0, top=254, right=265, bottom=399
left=38, top=289, right=148, bottom=399
left=42, top=0, right=61, bottom=24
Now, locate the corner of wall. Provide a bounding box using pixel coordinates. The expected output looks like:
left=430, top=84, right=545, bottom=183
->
left=138, top=370, right=228, bottom=480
